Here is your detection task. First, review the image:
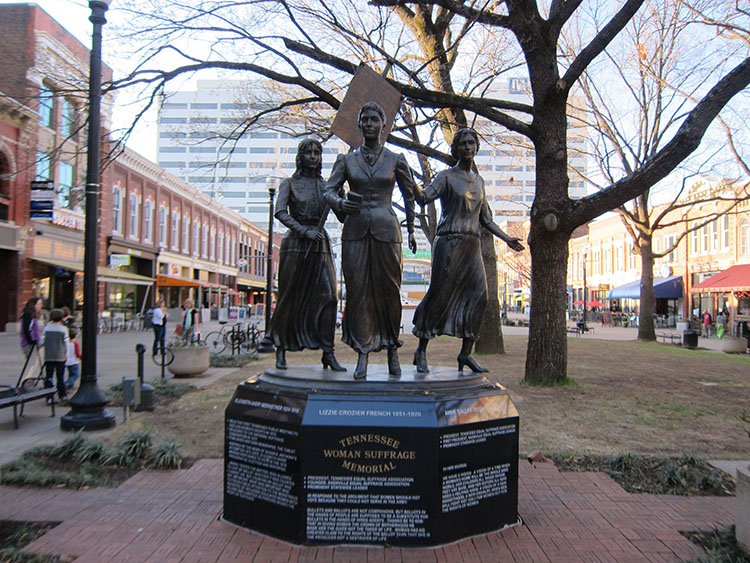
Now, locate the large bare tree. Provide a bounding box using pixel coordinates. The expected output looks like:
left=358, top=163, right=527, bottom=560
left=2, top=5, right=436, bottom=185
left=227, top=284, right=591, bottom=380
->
left=571, top=0, right=750, bottom=340
left=110, top=0, right=750, bottom=382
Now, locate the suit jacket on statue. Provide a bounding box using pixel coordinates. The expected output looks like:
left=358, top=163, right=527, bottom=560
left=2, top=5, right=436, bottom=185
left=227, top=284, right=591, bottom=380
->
left=324, top=147, right=416, bottom=242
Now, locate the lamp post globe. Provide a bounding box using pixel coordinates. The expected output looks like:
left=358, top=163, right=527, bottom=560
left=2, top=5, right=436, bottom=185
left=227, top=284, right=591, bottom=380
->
left=61, top=0, right=116, bottom=430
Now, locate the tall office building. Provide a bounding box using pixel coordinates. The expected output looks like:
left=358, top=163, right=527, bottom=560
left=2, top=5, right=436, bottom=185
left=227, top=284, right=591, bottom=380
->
left=157, top=80, right=347, bottom=228
left=473, top=77, right=589, bottom=219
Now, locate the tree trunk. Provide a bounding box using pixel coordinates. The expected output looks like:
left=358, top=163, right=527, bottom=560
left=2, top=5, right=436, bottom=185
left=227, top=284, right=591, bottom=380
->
left=476, top=229, right=505, bottom=355
left=525, top=229, right=570, bottom=383
left=638, top=238, right=656, bottom=340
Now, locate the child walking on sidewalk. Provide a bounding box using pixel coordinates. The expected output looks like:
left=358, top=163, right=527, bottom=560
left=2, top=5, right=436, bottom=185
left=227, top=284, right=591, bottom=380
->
left=43, top=308, right=70, bottom=403
left=65, top=326, right=81, bottom=391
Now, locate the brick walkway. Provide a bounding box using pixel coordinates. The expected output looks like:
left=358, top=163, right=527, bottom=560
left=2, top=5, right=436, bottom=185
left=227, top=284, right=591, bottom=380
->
left=1, top=459, right=734, bottom=562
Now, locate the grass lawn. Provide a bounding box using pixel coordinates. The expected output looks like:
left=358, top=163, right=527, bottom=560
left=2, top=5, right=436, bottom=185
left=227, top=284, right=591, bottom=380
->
left=109, top=333, right=750, bottom=461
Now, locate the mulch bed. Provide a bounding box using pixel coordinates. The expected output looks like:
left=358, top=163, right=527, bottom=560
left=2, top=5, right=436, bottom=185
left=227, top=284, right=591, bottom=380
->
left=548, top=453, right=736, bottom=496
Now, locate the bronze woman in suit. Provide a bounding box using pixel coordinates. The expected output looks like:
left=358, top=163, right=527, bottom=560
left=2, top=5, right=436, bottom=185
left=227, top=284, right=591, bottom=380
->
left=269, top=138, right=345, bottom=372
left=412, top=128, right=524, bottom=373
left=325, top=102, right=417, bottom=380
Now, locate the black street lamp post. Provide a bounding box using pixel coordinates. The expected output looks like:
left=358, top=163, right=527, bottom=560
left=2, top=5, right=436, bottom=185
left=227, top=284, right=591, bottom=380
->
left=61, top=0, right=116, bottom=430
left=257, top=184, right=277, bottom=353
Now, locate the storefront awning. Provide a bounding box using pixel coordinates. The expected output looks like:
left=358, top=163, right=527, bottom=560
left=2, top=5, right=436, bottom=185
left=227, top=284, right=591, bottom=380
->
left=237, top=278, right=266, bottom=290
left=98, top=267, right=154, bottom=286
left=31, top=257, right=83, bottom=272
left=156, top=274, right=201, bottom=287
left=690, top=264, right=750, bottom=293
left=606, top=276, right=683, bottom=300
left=199, top=281, right=228, bottom=290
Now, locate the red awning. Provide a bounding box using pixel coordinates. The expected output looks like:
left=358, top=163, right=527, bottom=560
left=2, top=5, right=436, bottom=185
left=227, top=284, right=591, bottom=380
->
left=690, top=264, right=750, bottom=293
left=156, top=274, right=201, bottom=288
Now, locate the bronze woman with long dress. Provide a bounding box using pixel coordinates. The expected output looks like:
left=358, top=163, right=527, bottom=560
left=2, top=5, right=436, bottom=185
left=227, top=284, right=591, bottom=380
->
left=412, top=128, right=524, bottom=374
left=269, top=138, right=345, bottom=372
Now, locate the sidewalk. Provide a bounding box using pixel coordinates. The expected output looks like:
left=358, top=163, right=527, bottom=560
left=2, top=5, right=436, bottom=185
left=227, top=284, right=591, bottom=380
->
left=1, top=458, right=734, bottom=562
left=0, top=321, right=235, bottom=465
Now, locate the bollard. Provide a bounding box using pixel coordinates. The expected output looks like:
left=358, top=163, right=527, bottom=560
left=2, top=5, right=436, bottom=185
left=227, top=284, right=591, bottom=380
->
left=135, top=344, right=155, bottom=411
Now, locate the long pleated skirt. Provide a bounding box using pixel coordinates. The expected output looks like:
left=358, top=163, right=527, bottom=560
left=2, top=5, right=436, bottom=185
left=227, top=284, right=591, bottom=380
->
left=341, top=236, right=402, bottom=354
left=412, top=233, right=486, bottom=341
left=269, top=234, right=337, bottom=352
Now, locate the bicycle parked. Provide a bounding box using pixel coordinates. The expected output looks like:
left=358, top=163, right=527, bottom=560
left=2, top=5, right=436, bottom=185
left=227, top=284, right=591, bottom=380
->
left=204, top=322, right=263, bottom=355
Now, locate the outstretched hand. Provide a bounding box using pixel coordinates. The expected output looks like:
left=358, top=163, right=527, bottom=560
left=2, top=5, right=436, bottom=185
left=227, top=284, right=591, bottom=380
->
left=408, top=232, right=418, bottom=254
left=507, top=238, right=524, bottom=252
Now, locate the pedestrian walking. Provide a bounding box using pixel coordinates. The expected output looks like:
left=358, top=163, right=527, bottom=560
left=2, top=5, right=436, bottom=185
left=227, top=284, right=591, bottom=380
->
left=151, top=299, right=167, bottom=356
left=702, top=310, right=712, bottom=337
left=180, top=299, right=199, bottom=343
left=20, top=297, right=42, bottom=359
left=64, top=326, right=81, bottom=390
left=42, top=308, right=69, bottom=403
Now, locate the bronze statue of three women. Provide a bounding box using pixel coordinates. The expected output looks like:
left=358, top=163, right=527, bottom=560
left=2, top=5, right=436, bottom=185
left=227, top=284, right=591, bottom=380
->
left=267, top=103, right=523, bottom=379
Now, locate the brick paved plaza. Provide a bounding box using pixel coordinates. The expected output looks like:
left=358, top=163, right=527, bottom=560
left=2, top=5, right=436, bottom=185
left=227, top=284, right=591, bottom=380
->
left=1, top=457, right=735, bottom=562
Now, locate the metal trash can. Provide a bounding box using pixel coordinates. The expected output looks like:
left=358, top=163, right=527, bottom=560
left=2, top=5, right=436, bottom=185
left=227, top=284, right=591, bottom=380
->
left=683, top=329, right=699, bottom=349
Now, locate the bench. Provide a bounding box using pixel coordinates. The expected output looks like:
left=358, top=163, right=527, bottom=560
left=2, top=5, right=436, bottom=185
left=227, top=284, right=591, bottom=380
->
left=0, top=344, right=57, bottom=429
left=567, top=327, right=581, bottom=338
left=0, top=386, right=56, bottom=429
left=656, top=332, right=682, bottom=345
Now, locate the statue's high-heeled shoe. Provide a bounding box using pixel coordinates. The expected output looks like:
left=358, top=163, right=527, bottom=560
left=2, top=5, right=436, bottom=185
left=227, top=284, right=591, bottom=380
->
left=457, top=353, right=488, bottom=373
left=275, top=348, right=287, bottom=370
left=353, top=353, right=368, bottom=380
left=413, top=349, right=429, bottom=373
left=387, top=347, right=401, bottom=377
left=321, top=351, right=346, bottom=372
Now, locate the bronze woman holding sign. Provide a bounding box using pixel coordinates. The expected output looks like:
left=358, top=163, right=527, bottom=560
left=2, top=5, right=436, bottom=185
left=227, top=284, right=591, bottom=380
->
left=412, top=128, right=524, bottom=374
left=269, top=138, right=345, bottom=372
left=325, top=102, right=417, bottom=380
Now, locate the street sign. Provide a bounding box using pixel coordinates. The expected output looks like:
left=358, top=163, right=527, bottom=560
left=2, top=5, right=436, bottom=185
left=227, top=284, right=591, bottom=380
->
left=110, top=254, right=131, bottom=267
left=30, top=180, right=55, bottom=220
left=237, top=258, right=248, bottom=267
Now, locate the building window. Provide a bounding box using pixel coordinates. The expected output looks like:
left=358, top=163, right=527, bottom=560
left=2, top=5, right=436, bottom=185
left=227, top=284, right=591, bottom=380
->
left=741, top=219, right=750, bottom=257
left=218, top=232, right=224, bottom=264
left=723, top=215, right=730, bottom=248
left=36, top=152, right=51, bottom=181
left=192, top=220, right=199, bottom=257
left=129, top=193, right=139, bottom=240
left=159, top=206, right=167, bottom=246
left=143, top=200, right=153, bottom=242
left=202, top=224, right=208, bottom=258
left=113, top=186, right=123, bottom=233
left=701, top=223, right=709, bottom=253
left=691, top=222, right=699, bottom=254
left=210, top=230, right=216, bottom=261
left=664, top=234, right=676, bottom=263
left=171, top=211, right=180, bottom=250
left=711, top=218, right=719, bottom=251
left=57, top=161, right=74, bottom=209
left=61, top=98, right=76, bottom=138
left=182, top=215, right=190, bottom=253
left=39, top=84, right=54, bottom=128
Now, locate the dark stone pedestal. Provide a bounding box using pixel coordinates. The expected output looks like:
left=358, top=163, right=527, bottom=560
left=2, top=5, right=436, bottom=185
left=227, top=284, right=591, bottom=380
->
left=223, top=365, right=519, bottom=546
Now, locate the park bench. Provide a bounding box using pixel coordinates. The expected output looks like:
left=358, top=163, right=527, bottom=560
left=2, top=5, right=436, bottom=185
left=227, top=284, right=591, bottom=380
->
left=656, top=332, right=682, bottom=346
left=0, top=345, right=56, bottom=429
left=566, top=327, right=581, bottom=338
